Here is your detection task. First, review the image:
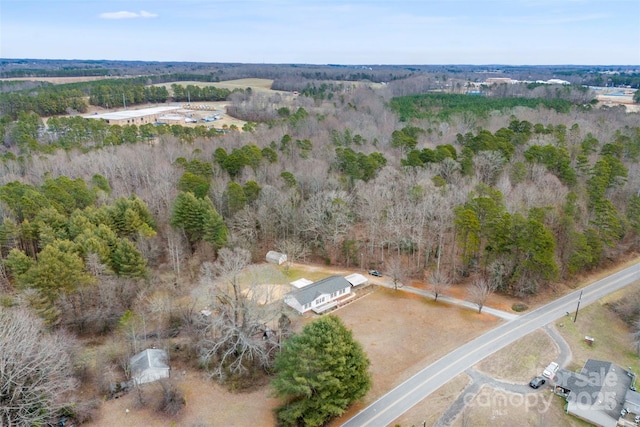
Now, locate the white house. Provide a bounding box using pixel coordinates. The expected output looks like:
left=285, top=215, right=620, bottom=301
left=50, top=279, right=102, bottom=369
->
left=285, top=276, right=351, bottom=314
left=266, top=250, right=287, bottom=265
left=130, top=348, right=170, bottom=385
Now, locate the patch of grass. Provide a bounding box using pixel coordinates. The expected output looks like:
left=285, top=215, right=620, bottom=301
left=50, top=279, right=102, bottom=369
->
left=283, top=265, right=346, bottom=283
left=555, top=285, right=640, bottom=375
left=476, top=329, right=558, bottom=382
left=0, top=295, right=16, bottom=307
left=451, top=385, right=592, bottom=427
left=512, top=303, right=529, bottom=312
left=444, top=279, right=640, bottom=427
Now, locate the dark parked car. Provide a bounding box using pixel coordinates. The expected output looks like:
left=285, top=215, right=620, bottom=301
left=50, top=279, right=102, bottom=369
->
left=529, top=376, right=546, bottom=389
left=368, top=269, right=382, bottom=277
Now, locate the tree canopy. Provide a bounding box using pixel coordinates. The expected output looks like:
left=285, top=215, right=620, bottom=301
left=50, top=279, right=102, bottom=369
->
left=271, top=315, right=371, bottom=427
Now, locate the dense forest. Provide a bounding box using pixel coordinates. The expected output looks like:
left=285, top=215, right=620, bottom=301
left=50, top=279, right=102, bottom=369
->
left=0, top=60, right=639, bottom=426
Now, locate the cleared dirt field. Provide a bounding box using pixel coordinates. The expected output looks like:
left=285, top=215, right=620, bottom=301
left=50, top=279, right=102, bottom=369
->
left=152, top=78, right=283, bottom=94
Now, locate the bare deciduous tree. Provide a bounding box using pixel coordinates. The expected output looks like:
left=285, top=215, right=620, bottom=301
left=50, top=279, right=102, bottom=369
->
left=385, top=256, right=407, bottom=290
left=156, top=379, right=185, bottom=416
left=303, top=190, right=354, bottom=257
left=468, top=276, right=498, bottom=314
left=198, top=249, right=283, bottom=384
left=0, top=308, right=78, bottom=426
left=276, top=237, right=309, bottom=274
left=166, top=228, right=186, bottom=282
left=428, top=269, right=451, bottom=302
left=59, top=254, right=139, bottom=335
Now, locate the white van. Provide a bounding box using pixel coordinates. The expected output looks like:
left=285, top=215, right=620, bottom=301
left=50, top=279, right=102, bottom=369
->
left=543, top=362, right=559, bottom=379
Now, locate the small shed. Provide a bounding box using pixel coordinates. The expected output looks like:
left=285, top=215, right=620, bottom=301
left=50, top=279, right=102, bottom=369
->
left=266, top=251, right=287, bottom=265
left=130, top=349, right=170, bottom=385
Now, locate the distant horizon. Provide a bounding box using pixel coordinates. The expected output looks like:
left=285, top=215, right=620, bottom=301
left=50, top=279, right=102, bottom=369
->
left=2, top=1, right=639, bottom=66
left=1, top=58, right=639, bottom=69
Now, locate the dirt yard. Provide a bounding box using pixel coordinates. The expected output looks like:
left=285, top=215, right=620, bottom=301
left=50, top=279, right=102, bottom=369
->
left=83, top=257, right=640, bottom=427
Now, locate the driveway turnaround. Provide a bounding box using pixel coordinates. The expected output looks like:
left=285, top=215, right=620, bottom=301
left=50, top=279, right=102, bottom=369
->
left=433, top=324, right=572, bottom=427
left=341, top=262, right=640, bottom=427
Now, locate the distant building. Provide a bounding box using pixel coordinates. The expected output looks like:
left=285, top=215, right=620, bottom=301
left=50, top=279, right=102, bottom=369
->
left=485, top=77, right=515, bottom=85
left=547, top=78, right=571, bottom=85
left=83, top=106, right=181, bottom=126
left=535, top=79, right=571, bottom=85
left=157, top=113, right=188, bottom=125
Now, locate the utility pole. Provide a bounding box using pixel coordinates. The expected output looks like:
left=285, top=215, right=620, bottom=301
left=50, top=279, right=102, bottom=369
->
left=573, top=290, right=583, bottom=323
left=122, top=93, right=127, bottom=110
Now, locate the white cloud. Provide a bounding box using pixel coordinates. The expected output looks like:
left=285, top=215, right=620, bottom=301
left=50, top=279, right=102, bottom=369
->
left=99, top=10, right=158, bottom=20
left=139, top=10, right=158, bottom=18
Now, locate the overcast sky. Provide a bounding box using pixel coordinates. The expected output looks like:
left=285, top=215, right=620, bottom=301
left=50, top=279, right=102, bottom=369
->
left=1, top=0, right=639, bottom=65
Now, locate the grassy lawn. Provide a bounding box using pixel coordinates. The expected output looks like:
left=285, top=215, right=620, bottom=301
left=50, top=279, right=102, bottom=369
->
left=439, top=279, right=640, bottom=427
left=152, top=78, right=277, bottom=93
left=475, top=329, right=559, bottom=382
left=554, top=280, right=640, bottom=375
left=452, top=385, right=593, bottom=427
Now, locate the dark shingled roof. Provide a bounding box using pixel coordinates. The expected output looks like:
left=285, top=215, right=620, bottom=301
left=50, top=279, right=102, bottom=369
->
left=556, top=359, right=632, bottom=427
left=287, top=276, right=351, bottom=306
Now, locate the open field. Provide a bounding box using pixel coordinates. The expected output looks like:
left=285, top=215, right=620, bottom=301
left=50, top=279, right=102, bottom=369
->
left=452, top=384, right=593, bottom=427
left=595, top=87, right=639, bottom=112
left=152, top=78, right=283, bottom=94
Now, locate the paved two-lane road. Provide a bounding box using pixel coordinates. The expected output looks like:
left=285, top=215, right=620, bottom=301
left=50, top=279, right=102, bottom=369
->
left=341, top=262, right=640, bottom=427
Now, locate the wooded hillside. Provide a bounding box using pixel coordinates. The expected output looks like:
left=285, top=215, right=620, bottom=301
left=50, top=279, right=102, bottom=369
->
left=0, top=64, right=638, bottom=425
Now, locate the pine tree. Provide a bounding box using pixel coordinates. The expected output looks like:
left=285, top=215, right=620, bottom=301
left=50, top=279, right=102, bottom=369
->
left=109, top=238, right=147, bottom=278
left=271, top=315, right=371, bottom=427
left=171, top=192, right=227, bottom=250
